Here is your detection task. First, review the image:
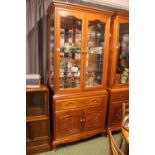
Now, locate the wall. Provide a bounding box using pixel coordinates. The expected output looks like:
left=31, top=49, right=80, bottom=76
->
left=83, top=0, right=129, bottom=10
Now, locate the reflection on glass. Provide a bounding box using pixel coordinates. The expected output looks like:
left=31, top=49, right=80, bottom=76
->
left=85, top=20, right=105, bottom=87
left=26, top=92, right=45, bottom=117
left=60, top=16, right=82, bottom=88
left=115, top=24, right=129, bottom=84
left=50, top=15, right=54, bottom=87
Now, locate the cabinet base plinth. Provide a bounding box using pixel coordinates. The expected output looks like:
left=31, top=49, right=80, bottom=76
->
left=53, top=128, right=106, bottom=148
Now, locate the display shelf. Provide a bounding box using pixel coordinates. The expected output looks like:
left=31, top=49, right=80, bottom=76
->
left=106, top=11, right=129, bottom=132
left=47, top=1, right=112, bottom=148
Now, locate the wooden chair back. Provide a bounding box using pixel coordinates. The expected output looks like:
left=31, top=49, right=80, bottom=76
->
left=108, top=128, right=125, bottom=155
left=122, top=102, right=129, bottom=119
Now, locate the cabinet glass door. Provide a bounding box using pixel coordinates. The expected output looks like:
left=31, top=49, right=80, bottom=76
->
left=59, top=15, right=83, bottom=89
left=115, top=23, right=129, bottom=85
left=85, top=20, right=105, bottom=87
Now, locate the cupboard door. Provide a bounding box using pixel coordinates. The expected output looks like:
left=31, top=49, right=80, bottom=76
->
left=56, top=10, right=85, bottom=91
left=83, top=15, right=110, bottom=89
left=55, top=110, right=82, bottom=138
left=30, top=120, right=49, bottom=140
left=108, top=101, right=124, bottom=126
left=83, top=106, right=105, bottom=131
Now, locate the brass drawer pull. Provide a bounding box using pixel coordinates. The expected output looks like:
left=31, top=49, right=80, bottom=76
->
left=93, top=99, right=99, bottom=103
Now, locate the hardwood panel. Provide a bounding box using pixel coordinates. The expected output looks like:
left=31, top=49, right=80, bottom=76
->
left=26, top=144, right=50, bottom=155
left=30, top=120, right=49, bottom=140
left=27, top=139, right=49, bottom=148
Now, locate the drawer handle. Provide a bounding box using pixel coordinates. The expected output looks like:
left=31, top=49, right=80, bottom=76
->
left=80, top=118, right=85, bottom=123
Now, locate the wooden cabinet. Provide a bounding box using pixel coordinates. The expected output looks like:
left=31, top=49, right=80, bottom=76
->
left=26, top=85, right=50, bottom=154
left=106, top=11, right=129, bottom=131
left=47, top=1, right=112, bottom=147
left=53, top=95, right=107, bottom=147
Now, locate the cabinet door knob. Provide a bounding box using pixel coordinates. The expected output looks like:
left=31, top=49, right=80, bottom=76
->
left=80, top=119, right=83, bottom=122
left=120, top=95, right=124, bottom=98
left=83, top=118, right=85, bottom=122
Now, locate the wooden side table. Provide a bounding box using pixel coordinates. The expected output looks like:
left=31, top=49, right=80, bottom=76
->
left=26, top=85, right=51, bottom=154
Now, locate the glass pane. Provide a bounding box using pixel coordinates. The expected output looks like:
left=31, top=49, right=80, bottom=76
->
left=115, top=24, right=129, bottom=84
left=60, top=16, right=82, bottom=88
left=26, top=92, right=45, bottom=117
left=50, top=15, right=54, bottom=87
left=85, top=20, right=105, bottom=87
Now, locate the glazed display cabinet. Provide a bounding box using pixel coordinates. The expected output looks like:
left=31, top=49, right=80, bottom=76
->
left=47, top=1, right=112, bottom=148
left=106, top=11, right=129, bottom=132
left=26, top=85, right=50, bottom=154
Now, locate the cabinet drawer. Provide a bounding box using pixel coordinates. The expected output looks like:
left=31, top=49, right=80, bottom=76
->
left=27, top=139, right=49, bottom=148
left=55, top=96, right=107, bottom=111
left=111, top=91, right=129, bottom=102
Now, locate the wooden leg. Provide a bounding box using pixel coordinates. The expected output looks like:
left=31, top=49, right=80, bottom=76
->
left=52, top=146, right=56, bottom=152
left=124, top=142, right=129, bottom=155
